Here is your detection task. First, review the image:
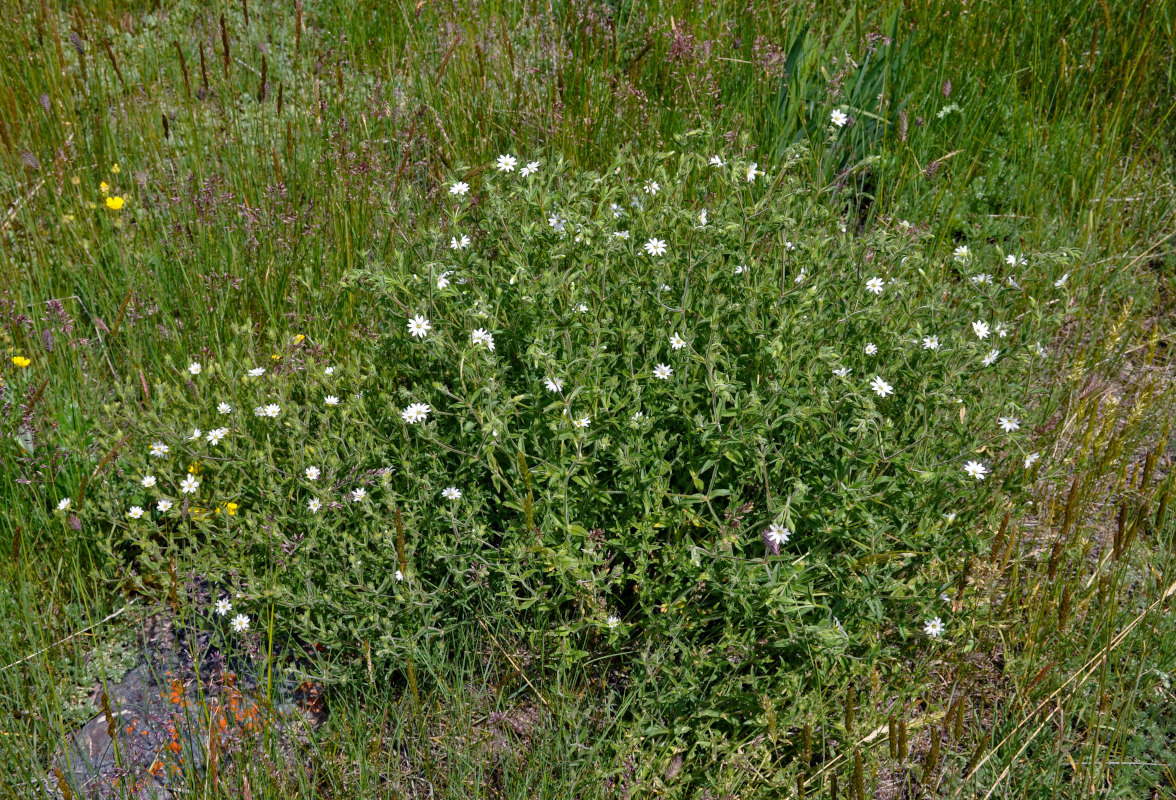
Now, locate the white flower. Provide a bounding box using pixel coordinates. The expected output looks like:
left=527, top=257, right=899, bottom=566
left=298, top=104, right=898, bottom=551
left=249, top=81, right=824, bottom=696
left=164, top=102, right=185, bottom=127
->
left=643, top=181, right=660, bottom=195
left=1024, top=452, right=1041, bottom=469
left=734, top=263, right=746, bottom=275
left=436, top=271, right=452, bottom=289
left=698, top=209, right=708, bottom=227
left=924, top=617, right=945, bottom=638
left=833, top=366, right=852, bottom=377
left=407, top=315, right=432, bottom=338
left=471, top=328, right=495, bottom=351
left=157, top=498, right=173, bottom=513
left=305, top=496, right=322, bottom=514
left=632, top=411, right=645, bottom=421
left=573, top=416, right=591, bottom=429
left=248, top=367, right=266, bottom=377
left=1034, top=342, right=1048, bottom=358
left=1006, top=253, right=1026, bottom=267
left=830, top=109, right=849, bottom=127
left=612, top=230, right=629, bottom=239
left=575, top=303, right=588, bottom=313
left=352, top=487, right=366, bottom=502
left=607, top=615, right=620, bottom=629
left=864, top=343, right=878, bottom=356
left=141, top=475, right=157, bottom=488
left=495, top=154, right=517, bottom=172
left=953, top=245, right=970, bottom=262
left=231, top=614, right=250, bottom=633
left=190, top=428, right=203, bottom=440
left=963, top=460, right=989, bottom=480
left=972, top=320, right=990, bottom=339
left=670, top=333, right=686, bottom=350
left=545, top=377, right=563, bottom=393
left=206, top=427, right=228, bottom=445
left=218, top=402, right=232, bottom=415
left=865, top=277, right=885, bottom=295
left=870, top=376, right=894, bottom=397
left=1054, top=272, right=1070, bottom=288
left=188, top=362, right=202, bottom=376
left=180, top=475, right=200, bottom=494
left=998, top=416, right=1021, bottom=432
left=324, top=395, right=340, bottom=407
left=57, top=497, right=72, bottom=511
left=127, top=506, right=145, bottom=520
left=995, top=323, right=1009, bottom=338
left=944, top=512, right=957, bottom=522
left=401, top=403, right=431, bottom=424
left=324, top=366, right=335, bottom=375
left=643, top=238, right=667, bottom=257
left=709, top=155, right=724, bottom=167
left=520, top=160, right=541, bottom=177
left=922, top=335, right=940, bottom=350
left=982, top=348, right=1000, bottom=367
left=746, top=162, right=761, bottom=182
left=265, top=404, right=281, bottom=417
left=970, top=273, right=993, bottom=285
left=794, top=268, right=807, bottom=283
left=305, top=466, right=320, bottom=481
left=442, top=487, right=462, bottom=501
left=610, top=203, right=623, bottom=218
left=764, top=523, right=791, bottom=546
left=395, top=569, right=404, bottom=582
left=150, top=442, right=169, bottom=458
left=449, top=181, right=469, bottom=196
left=215, top=599, right=232, bottom=616
left=450, top=234, right=471, bottom=250
left=653, top=363, right=673, bottom=380
left=547, top=213, right=566, bottom=232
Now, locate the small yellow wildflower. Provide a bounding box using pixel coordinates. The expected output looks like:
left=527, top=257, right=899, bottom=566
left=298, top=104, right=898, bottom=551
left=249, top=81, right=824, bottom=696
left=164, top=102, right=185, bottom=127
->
left=105, top=196, right=125, bottom=210
left=224, top=502, right=238, bottom=516
left=99, top=181, right=109, bottom=194
left=271, top=354, right=281, bottom=361
left=293, top=334, right=305, bottom=345
left=187, top=462, right=202, bottom=475
left=110, top=163, right=120, bottom=174
left=12, top=355, right=31, bottom=368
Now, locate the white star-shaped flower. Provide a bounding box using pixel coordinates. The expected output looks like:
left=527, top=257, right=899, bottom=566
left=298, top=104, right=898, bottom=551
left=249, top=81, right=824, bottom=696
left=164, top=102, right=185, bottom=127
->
left=963, top=460, right=989, bottom=480
left=870, top=376, right=894, bottom=397
left=407, top=315, right=432, bottom=338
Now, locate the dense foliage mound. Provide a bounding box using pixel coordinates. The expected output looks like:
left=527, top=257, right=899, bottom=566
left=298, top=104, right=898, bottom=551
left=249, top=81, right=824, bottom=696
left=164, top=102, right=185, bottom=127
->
left=80, top=141, right=1071, bottom=724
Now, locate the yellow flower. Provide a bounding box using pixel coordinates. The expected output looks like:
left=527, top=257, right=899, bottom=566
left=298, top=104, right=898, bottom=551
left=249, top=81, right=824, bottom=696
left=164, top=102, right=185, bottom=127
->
left=70, top=175, right=81, bottom=185
left=224, top=502, right=239, bottom=516
left=99, top=181, right=109, bottom=194
left=105, top=196, right=125, bottom=210
left=187, top=462, right=201, bottom=475
left=271, top=354, right=281, bottom=361
left=293, top=334, right=305, bottom=345
left=110, top=163, right=120, bottom=174
left=12, top=356, right=30, bottom=368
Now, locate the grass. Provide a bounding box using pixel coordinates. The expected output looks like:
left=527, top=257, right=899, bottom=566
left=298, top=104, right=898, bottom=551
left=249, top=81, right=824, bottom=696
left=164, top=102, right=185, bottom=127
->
left=1, top=0, right=1175, bottom=797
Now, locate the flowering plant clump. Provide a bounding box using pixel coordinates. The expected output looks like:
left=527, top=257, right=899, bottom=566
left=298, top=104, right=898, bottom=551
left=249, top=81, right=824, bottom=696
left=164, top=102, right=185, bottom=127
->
left=89, top=144, right=1070, bottom=718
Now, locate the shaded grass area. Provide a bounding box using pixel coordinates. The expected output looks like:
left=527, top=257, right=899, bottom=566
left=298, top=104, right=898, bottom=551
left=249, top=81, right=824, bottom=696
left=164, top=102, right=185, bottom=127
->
left=1, top=0, right=1175, bottom=797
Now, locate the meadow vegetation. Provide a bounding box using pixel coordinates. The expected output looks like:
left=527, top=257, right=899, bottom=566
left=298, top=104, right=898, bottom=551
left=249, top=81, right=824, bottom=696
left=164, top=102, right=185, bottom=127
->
left=1, top=0, right=1174, bottom=797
